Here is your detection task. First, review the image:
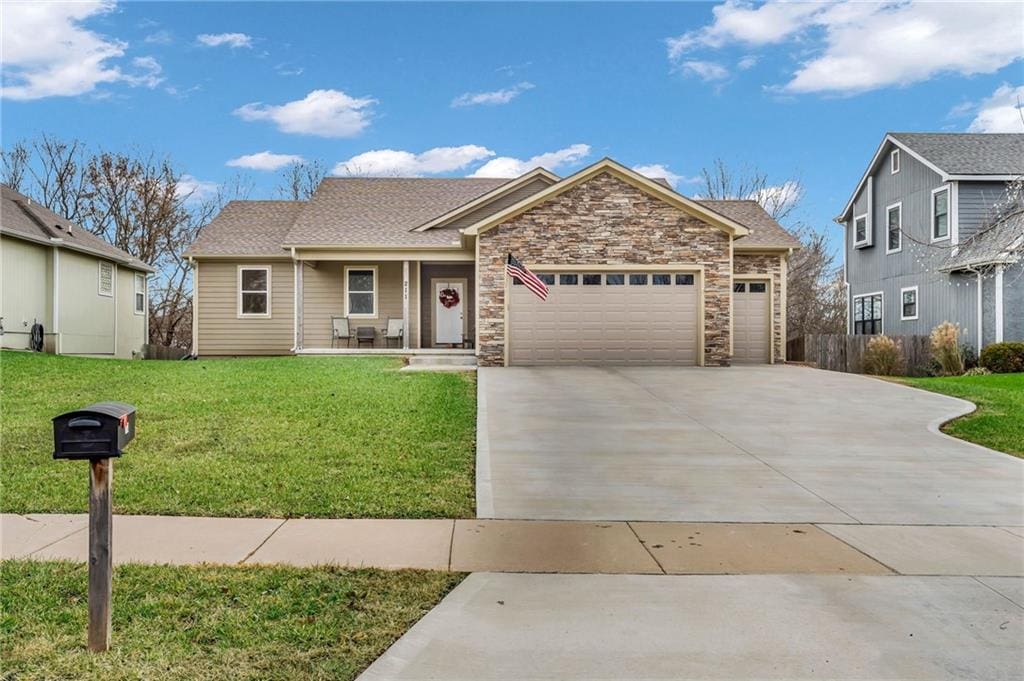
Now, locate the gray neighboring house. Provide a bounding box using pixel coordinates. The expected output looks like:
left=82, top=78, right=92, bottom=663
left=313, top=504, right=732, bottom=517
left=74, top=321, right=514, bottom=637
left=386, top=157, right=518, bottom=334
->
left=836, top=132, right=1024, bottom=349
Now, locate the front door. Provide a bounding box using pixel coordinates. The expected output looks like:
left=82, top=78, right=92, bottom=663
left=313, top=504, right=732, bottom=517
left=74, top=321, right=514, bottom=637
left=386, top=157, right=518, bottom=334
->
left=434, top=281, right=465, bottom=345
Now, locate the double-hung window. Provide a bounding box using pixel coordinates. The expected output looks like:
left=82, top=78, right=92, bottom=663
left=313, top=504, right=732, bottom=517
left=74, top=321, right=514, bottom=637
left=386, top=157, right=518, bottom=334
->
left=932, top=187, right=950, bottom=241
left=239, top=266, right=270, bottom=317
left=345, top=267, right=377, bottom=317
left=886, top=203, right=902, bottom=253
left=853, top=214, right=869, bottom=247
left=901, top=286, right=918, bottom=321
left=134, top=273, right=146, bottom=314
left=853, top=293, right=883, bottom=335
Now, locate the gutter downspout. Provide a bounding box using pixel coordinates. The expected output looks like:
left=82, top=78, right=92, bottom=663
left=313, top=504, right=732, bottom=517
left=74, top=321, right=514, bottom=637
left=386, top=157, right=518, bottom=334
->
left=995, top=265, right=1004, bottom=343
left=52, top=246, right=61, bottom=354
left=189, top=257, right=198, bottom=357
left=964, top=265, right=983, bottom=350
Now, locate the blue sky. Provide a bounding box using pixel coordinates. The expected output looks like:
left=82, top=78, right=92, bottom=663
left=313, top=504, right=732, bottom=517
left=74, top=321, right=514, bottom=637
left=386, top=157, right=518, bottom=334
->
left=3, top=1, right=1023, bottom=256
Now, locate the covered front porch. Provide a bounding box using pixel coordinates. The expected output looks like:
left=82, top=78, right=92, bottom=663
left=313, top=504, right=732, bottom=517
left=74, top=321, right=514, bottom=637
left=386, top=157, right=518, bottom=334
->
left=293, top=256, right=475, bottom=353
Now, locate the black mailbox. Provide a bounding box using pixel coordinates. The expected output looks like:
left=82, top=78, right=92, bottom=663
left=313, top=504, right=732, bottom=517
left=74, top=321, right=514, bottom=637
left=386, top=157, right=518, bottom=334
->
left=53, top=402, right=136, bottom=460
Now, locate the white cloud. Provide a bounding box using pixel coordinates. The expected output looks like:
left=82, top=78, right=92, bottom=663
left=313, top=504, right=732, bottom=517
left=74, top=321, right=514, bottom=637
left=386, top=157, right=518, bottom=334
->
left=176, top=174, right=219, bottom=202
left=678, top=60, right=729, bottom=82
left=123, top=56, right=164, bottom=89
left=144, top=30, right=173, bottom=45
left=227, top=151, right=305, bottom=171
left=196, top=32, right=253, bottom=49
left=451, top=82, right=535, bottom=107
left=234, top=89, right=376, bottom=138
left=632, top=164, right=700, bottom=189
left=966, top=84, right=1024, bottom=133
left=333, top=145, right=496, bottom=176
left=470, top=144, right=591, bottom=178
left=667, top=1, right=1024, bottom=95
left=275, top=63, right=304, bottom=77
left=737, top=55, right=758, bottom=70
left=750, top=180, right=802, bottom=218
left=1, top=1, right=131, bottom=100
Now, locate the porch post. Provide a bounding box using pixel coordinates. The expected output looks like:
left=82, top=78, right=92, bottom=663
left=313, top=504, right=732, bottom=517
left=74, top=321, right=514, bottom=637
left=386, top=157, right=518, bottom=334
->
left=295, top=259, right=304, bottom=351
left=402, top=260, right=410, bottom=350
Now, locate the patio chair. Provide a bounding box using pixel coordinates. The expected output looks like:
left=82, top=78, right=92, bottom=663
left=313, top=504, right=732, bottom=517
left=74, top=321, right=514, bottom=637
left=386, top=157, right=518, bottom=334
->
left=331, top=316, right=353, bottom=348
left=355, top=326, right=376, bottom=348
left=382, top=318, right=404, bottom=348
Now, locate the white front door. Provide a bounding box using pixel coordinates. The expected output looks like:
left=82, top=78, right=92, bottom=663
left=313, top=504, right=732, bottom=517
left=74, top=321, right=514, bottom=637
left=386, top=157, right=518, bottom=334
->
left=435, top=281, right=464, bottom=345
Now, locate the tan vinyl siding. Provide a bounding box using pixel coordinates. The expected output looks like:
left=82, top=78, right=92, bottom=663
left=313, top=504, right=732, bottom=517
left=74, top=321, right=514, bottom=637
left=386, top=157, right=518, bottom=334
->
left=196, top=260, right=294, bottom=355
left=1, top=235, right=51, bottom=351
left=419, top=263, right=474, bottom=347
left=59, top=249, right=116, bottom=355
left=301, top=261, right=418, bottom=349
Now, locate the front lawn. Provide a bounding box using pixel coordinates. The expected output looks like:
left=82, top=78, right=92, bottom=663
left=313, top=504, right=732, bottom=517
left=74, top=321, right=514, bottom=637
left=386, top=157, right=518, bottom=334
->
left=902, top=373, right=1024, bottom=458
left=0, top=351, right=476, bottom=517
left=0, top=559, right=462, bottom=680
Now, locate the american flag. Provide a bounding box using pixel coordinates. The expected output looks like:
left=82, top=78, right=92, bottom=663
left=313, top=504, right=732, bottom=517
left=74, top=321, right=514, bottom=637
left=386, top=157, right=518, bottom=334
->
left=506, top=253, right=548, bottom=301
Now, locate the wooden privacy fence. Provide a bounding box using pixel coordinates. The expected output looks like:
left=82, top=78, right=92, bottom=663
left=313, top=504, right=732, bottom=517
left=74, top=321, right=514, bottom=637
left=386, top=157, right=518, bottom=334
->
left=787, top=334, right=932, bottom=377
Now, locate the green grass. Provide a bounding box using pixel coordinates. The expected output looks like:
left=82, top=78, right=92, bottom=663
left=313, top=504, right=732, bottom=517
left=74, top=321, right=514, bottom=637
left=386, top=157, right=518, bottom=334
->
left=0, top=351, right=476, bottom=517
left=0, top=559, right=463, bottom=680
left=902, top=373, right=1024, bottom=458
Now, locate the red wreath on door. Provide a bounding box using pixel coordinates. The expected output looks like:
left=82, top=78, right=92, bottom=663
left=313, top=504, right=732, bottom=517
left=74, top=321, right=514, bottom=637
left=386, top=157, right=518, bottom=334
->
left=439, top=287, right=460, bottom=309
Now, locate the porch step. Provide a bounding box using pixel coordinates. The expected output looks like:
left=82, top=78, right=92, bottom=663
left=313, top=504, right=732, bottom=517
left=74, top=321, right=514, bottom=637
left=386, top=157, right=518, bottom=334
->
left=406, top=355, right=478, bottom=367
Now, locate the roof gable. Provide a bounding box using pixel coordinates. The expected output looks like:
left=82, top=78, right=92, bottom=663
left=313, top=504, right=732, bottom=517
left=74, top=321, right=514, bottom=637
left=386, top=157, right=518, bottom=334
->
left=412, top=168, right=559, bottom=232
left=462, top=158, right=750, bottom=238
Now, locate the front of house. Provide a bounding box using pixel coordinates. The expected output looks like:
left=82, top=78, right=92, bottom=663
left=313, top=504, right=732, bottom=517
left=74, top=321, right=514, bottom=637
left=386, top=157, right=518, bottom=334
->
left=185, top=158, right=799, bottom=366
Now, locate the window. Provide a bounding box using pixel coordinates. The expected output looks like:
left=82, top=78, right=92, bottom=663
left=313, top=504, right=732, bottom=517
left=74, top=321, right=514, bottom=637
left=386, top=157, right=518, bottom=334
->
left=537, top=273, right=555, bottom=285
left=582, top=274, right=602, bottom=286
left=345, top=267, right=376, bottom=317
left=559, top=274, right=578, bottom=286
left=605, top=274, right=625, bottom=285
left=749, top=282, right=767, bottom=293
left=853, top=293, right=883, bottom=335
left=890, top=148, right=900, bottom=174
left=134, top=273, right=146, bottom=314
left=652, top=274, right=671, bottom=286
left=733, top=282, right=746, bottom=293
left=932, top=187, right=949, bottom=240
left=239, top=267, right=270, bottom=316
left=629, top=273, right=648, bottom=285
left=675, top=274, right=694, bottom=285
left=886, top=203, right=902, bottom=253
left=901, top=286, right=918, bottom=321
left=853, top=214, right=869, bottom=247
left=98, top=261, right=113, bottom=297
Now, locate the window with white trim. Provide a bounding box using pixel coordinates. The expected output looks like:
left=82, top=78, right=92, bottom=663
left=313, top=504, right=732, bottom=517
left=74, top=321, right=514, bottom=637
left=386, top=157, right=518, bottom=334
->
left=134, top=273, right=146, bottom=314
left=98, top=261, right=114, bottom=297
left=901, top=286, right=918, bottom=321
left=345, top=267, right=376, bottom=317
left=854, top=214, right=869, bottom=246
left=239, top=267, right=270, bottom=316
left=890, top=149, right=900, bottom=174
left=886, top=204, right=902, bottom=253
left=853, top=293, right=883, bottom=335
left=932, top=187, right=949, bottom=240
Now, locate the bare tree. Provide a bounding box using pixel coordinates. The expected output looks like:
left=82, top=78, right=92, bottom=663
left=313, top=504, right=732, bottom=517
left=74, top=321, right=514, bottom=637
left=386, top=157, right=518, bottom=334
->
left=277, top=159, right=327, bottom=200
left=786, top=226, right=846, bottom=337
left=699, top=158, right=802, bottom=221
left=1, top=141, right=29, bottom=191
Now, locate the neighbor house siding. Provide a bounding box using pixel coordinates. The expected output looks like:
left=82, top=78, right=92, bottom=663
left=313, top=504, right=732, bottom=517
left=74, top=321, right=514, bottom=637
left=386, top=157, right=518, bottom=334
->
left=115, top=266, right=147, bottom=358
left=1001, top=262, right=1024, bottom=342
left=58, top=249, right=116, bottom=355
left=196, top=260, right=294, bottom=355
left=0, top=235, right=51, bottom=351
left=420, top=263, right=474, bottom=348
left=958, top=182, right=1010, bottom=241
left=733, top=252, right=785, bottom=361
left=301, top=261, right=418, bottom=349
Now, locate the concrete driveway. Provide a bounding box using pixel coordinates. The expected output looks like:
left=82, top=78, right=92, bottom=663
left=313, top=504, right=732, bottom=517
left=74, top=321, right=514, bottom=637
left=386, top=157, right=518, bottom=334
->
left=477, top=365, right=1024, bottom=525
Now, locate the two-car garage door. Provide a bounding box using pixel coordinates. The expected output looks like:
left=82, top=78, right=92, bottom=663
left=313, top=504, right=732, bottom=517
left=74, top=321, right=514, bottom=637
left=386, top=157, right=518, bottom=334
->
left=509, top=271, right=699, bottom=365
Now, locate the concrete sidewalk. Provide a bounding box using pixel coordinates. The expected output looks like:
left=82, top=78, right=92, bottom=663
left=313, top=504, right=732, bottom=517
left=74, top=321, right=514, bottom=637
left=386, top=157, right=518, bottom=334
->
left=4, top=513, right=1023, bottom=576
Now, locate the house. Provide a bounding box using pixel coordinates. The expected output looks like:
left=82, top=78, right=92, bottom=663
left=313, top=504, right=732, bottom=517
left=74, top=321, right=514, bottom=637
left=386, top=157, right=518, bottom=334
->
left=0, top=185, right=154, bottom=358
left=836, top=133, right=1024, bottom=348
left=184, top=158, right=800, bottom=366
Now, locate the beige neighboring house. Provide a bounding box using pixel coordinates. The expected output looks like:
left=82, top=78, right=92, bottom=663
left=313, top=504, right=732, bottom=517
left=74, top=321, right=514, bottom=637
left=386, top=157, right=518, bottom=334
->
left=1, top=185, right=154, bottom=358
left=184, top=158, right=800, bottom=366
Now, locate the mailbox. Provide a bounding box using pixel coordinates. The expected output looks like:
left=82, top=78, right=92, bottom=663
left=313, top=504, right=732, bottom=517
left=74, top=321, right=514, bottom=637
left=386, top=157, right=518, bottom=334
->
left=53, top=402, right=136, bottom=460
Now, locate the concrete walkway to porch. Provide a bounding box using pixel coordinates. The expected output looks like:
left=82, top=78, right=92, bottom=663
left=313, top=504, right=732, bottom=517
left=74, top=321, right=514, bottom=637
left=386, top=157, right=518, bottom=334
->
left=4, top=513, right=1023, bottom=577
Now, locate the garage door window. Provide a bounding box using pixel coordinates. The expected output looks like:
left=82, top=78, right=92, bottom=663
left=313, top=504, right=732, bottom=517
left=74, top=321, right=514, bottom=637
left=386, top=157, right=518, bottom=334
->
left=559, top=274, right=578, bottom=286
left=734, top=282, right=746, bottom=293
left=652, top=274, right=671, bottom=285
left=676, top=274, right=694, bottom=285
left=605, top=274, right=625, bottom=285
left=583, top=274, right=602, bottom=285
left=629, top=274, right=648, bottom=285
left=537, top=274, right=555, bottom=285
left=749, top=283, right=767, bottom=293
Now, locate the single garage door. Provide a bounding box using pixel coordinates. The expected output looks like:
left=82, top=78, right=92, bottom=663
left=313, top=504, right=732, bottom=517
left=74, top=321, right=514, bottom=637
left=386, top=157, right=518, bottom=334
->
left=733, top=280, right=770, bottom=363
left=509, top=271, right=698, bottom=365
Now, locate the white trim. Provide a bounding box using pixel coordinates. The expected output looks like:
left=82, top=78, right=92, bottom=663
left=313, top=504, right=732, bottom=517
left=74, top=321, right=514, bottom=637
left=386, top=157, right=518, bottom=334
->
left=191, top=258, right=198, bottom=354
left=402, top=260, right=410, bottom=350
left=133, top=272, right=146, bottom=315
left=900, top=285, right=919, bottom=321
left=237, top=265, right=272, bottom=318
left=852, top=290, right=884, bottom=335
left=885, top=202, right=903, bottom=254
left=976, top=271, right=983, bottom=349
left=950, top=181, right=960, bottom=246
left=343, top=265, right=378, bottom=318
left=97, top=260, right=114, bottom=297
left=946, top=174, right=1022, bottom=181
left=995, top=265, right=1004, bottom=343
left=52, top=247, right=61, bottom=353
left=930, top=186, right=951, bottom=242
left=853, top=213, right=870, bottom=247
left=113, top=263, right=118, bottom=356
left=890, top=148, right=900, bottom=174
left=292, top=258, right=299, bottom=352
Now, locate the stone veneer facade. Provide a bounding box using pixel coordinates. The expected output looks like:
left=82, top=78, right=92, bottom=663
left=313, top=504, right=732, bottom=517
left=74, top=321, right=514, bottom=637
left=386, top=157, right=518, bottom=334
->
left=476, top=171, right=735, bottom=367
left=733, top=252, right=786, bottom=362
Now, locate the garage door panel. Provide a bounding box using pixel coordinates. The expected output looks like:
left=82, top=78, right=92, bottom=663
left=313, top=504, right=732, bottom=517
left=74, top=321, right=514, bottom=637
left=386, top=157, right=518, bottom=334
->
left=733, top=282, right=770, bottom=364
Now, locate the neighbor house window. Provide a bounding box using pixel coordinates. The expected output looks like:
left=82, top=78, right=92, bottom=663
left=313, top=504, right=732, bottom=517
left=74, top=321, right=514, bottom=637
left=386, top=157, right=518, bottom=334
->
left=886, top=203, right=902, bottom=253
left=932, top=187, right=949, bottom=240
left=98, top=261, right=114, bottom=297
left=853, top=293, right=883, bottom=335
left=853, top=214, right=869, bottom=247
left=890, top=149, right=900, bottom=174
left=901, top=286, right=918, bottom=321
left=345, top=267, right=376, bottom=317
left=134, top=273, right=146, bottom=314
left=239, top=267, right=270, bottom=316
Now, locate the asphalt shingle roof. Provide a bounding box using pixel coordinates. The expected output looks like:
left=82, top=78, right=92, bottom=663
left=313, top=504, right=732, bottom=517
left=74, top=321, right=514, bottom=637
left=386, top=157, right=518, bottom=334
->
left=944, top=209, right=1024, bottom=270
left=184, top=200, right=305, bottom=256
left=697, top=199, right=801, bottom=249
left=890, top=133, right=1024, bottom=176
left=1, top=184, right=153, bottom=271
